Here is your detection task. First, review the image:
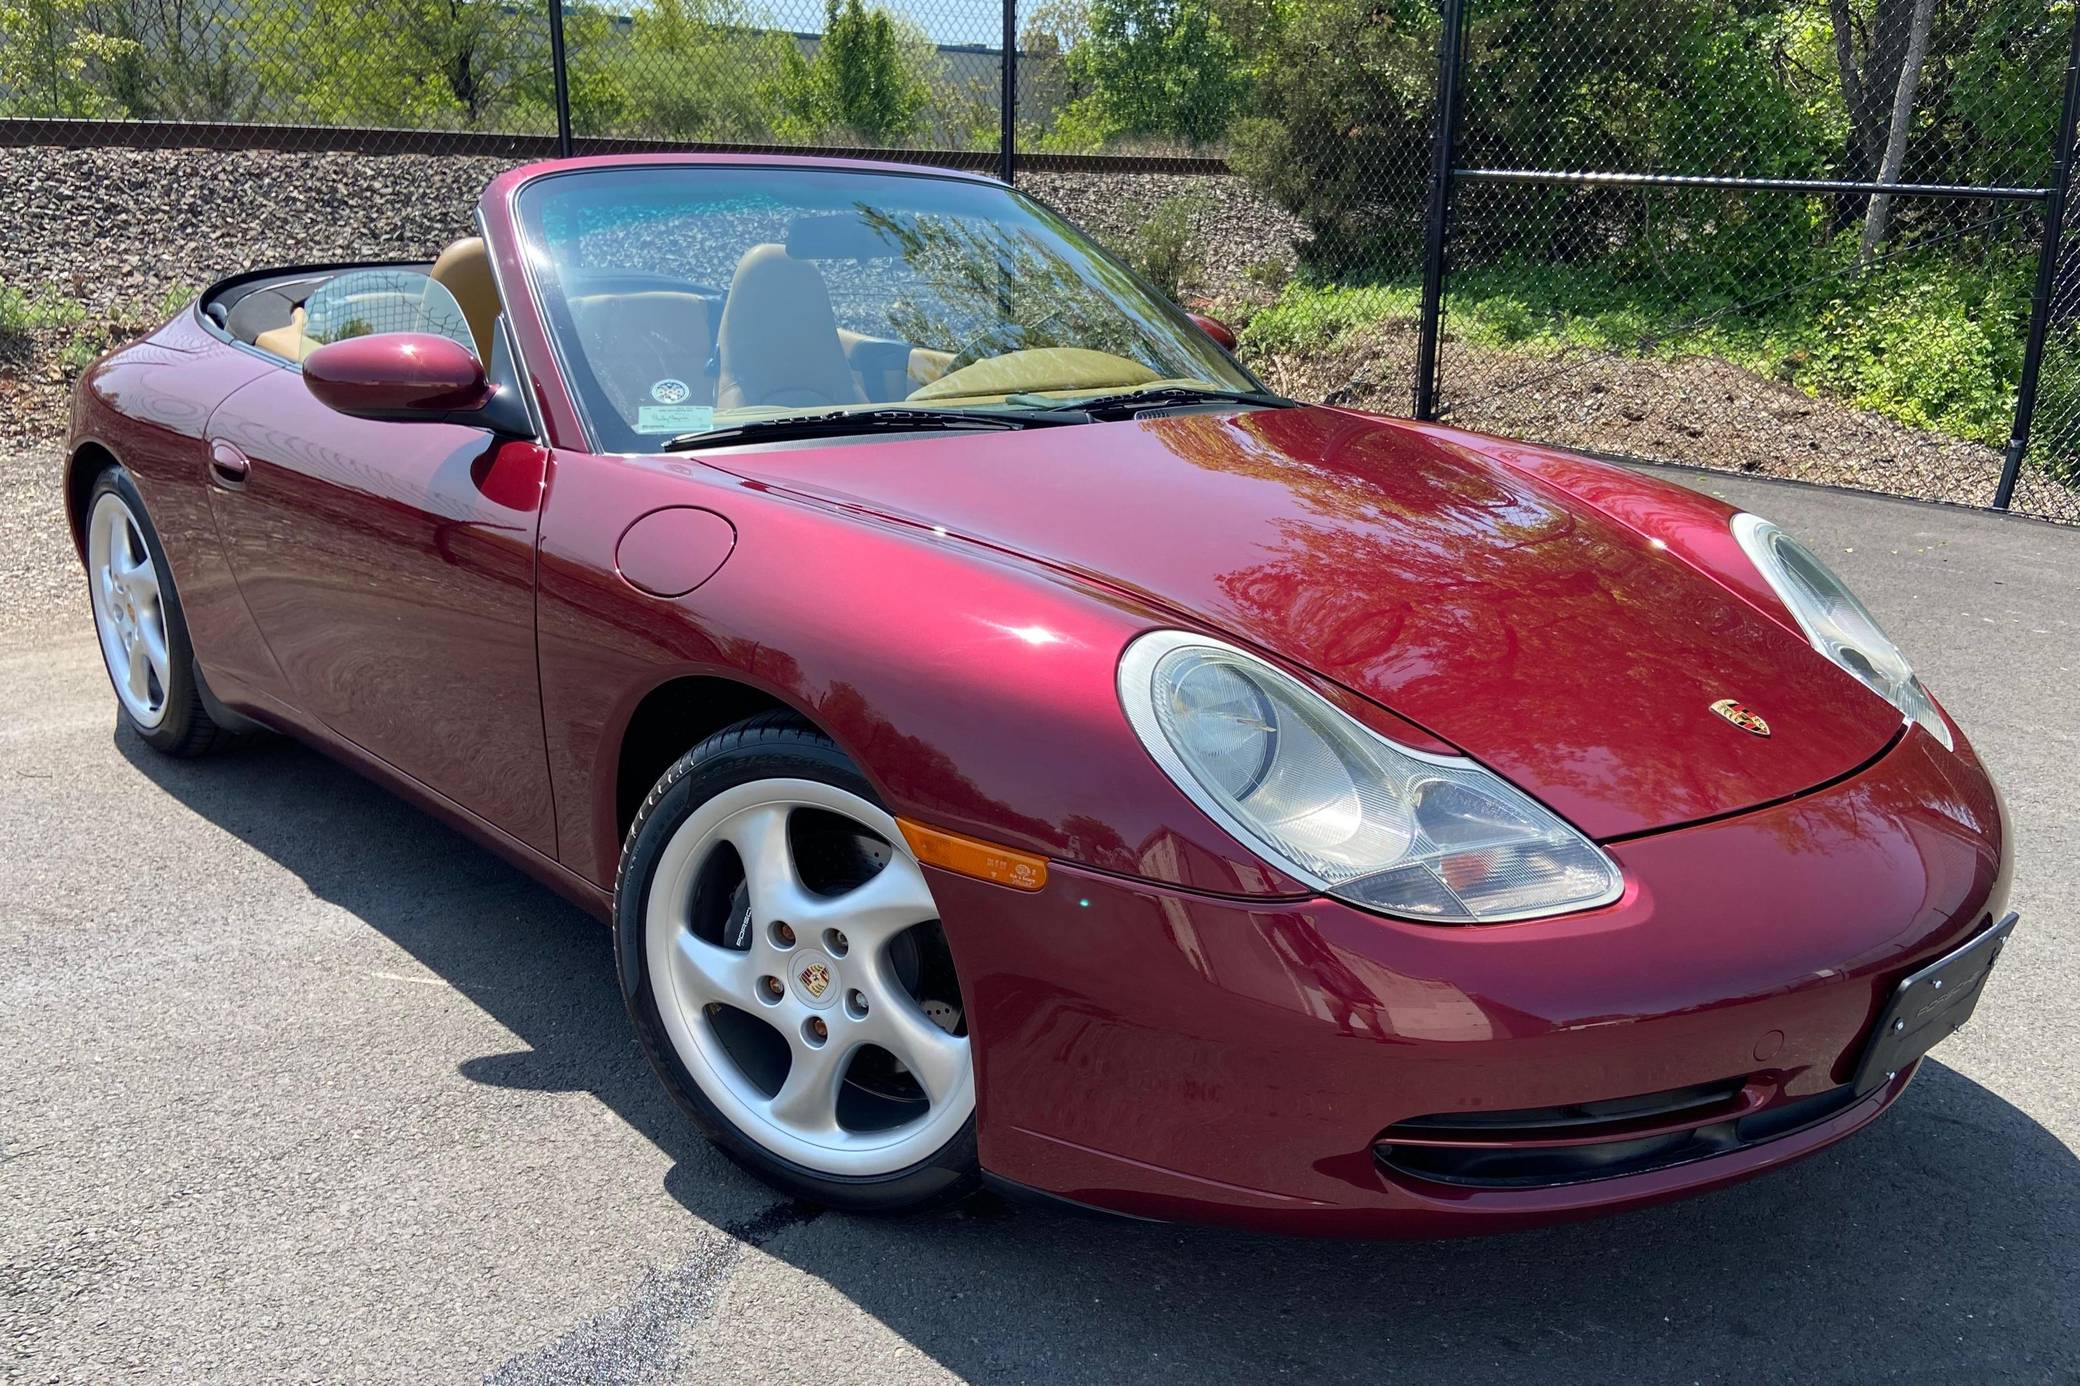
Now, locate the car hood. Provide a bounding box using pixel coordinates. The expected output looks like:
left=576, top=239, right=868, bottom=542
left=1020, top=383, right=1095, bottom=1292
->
left=705, top=407, right=1904, bottom=838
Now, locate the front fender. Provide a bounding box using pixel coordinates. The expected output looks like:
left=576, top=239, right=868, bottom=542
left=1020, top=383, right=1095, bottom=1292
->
left=534, top=448, right=1307, bottom=897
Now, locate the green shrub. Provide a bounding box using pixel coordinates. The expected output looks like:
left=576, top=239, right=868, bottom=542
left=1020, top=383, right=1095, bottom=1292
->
left=1798, top=261, right=2029, bottom=445
left=2032, top=326, right=2080, bottom=483
left=1244, top=255, right=1292, bottom=294
left=1124, top=192, right=1208, bottom=301
left=0, top=283, right=28, bottom=343
left=1239, top=280, right=1419, bottom=354
left=1234, top=248, right=2035, bottom=453
left=0, top=283, right=85, bottom=342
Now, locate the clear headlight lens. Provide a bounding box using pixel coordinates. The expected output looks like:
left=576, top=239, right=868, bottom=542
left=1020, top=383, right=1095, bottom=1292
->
left=1731, top=513, right=1952, bottom=750
left=1118, top=631, right=1624, bottom=924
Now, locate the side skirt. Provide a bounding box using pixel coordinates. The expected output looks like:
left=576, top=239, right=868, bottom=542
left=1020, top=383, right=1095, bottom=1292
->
left=199, top=662, right=614, bottom=924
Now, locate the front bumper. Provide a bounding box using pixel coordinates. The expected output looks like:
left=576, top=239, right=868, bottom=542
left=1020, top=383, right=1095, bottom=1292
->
left=932, top=726, right=2009, bottom=1237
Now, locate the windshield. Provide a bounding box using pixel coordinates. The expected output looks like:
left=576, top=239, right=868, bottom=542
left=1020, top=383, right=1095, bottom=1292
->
left=512, top=165, right=1262, bottom=452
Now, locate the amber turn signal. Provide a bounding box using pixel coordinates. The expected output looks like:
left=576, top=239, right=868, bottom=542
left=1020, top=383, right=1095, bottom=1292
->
left=897, top=819, right=1049, bottom=892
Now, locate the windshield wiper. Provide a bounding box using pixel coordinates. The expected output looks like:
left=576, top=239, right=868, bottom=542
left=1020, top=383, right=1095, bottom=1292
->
left=1004, top=385, right=1296, bottom=419
left=660, top=407, right=1069, bottom=452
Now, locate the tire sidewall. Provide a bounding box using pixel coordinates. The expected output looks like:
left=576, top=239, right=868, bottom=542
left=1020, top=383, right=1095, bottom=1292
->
left=613, top=722, right=980, bottom=1213
left=87, top=466, right=206, bottom=753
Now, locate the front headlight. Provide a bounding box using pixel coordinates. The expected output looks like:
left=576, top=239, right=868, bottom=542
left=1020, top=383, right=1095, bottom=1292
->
left=1730, top=514, right=1952, bottom=751
left=1118, top=631, right=1623, bottom=924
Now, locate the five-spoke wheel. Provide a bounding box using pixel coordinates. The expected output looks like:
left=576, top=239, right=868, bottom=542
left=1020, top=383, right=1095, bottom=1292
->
left=88, top=485, right=171, bottom=729
left=617, top=715, right=980, bottom=1211
left=82, top=465, right=240, bottom=756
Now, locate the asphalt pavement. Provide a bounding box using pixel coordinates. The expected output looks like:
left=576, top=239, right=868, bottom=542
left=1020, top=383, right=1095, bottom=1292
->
left=3, top=467, right=2075, bottom=1384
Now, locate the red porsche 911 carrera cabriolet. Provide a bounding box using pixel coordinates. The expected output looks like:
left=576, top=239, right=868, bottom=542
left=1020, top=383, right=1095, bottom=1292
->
left=64, top=154, right=2014, bottom=1237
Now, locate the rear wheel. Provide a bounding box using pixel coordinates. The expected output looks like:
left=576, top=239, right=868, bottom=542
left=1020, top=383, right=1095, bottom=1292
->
left=84, top=466, right=239, bottom=757
left=615, top=714, right=980, bottom=1212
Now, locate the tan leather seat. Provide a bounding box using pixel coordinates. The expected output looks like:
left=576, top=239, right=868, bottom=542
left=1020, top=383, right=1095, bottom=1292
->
left=253, top=306, right=311, bottom=361
left=568, top=291, right=715, bottom=421
left=428, top=236, right=501, bottom=361
left=715, top=245, right=861, bottom=411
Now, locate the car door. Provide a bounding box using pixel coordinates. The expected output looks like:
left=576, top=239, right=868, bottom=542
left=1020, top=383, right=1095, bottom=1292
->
left=203, top=315, right=557, bottom=856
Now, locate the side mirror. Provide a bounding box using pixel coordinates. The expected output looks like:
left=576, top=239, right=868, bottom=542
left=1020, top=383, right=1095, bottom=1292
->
left=1187, top=313, right=1237, bottom=353
left=304, top=333, right=527, bottom=434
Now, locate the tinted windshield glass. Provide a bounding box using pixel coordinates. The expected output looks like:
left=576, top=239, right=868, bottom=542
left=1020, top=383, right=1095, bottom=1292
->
left=513, top=166, right=1259, bottom=451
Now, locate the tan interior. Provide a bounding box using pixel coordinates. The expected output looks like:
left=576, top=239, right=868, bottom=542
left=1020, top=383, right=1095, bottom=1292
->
left=253, top=306, right=311, bottom=361
left=835, top=327, right=954, bottom=399
left=428, top=237, right=502, bottom=361
left=716, top=244, right=862, bottom=411
left=909, top=348, right=1159, bottom=402
left=247, top=240, right=499, bottom=365
left=246, top=237, right=983, bottom=414
left=569, top=290, right=716, bottom=417
left=907, top=346, right=955, bottom=390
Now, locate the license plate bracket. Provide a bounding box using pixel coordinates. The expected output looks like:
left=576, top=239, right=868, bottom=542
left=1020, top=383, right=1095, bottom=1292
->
left=1853, top=911, right=2018, bottom=1096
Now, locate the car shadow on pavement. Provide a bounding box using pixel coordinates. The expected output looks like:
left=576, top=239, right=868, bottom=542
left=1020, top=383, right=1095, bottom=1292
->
left=122, top=729, right=2078, bottom=1385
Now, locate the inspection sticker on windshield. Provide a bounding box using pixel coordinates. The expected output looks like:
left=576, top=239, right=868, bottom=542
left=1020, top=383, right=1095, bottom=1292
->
left=651, top=378, right=692, bottom=405
left=637, top=404, right=713, bottom=434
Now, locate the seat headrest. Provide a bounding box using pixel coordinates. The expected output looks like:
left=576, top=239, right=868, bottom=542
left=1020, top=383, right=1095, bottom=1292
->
left=715, top=244, right=859, bottom=412
left=428, top=236, right=501, bottom=361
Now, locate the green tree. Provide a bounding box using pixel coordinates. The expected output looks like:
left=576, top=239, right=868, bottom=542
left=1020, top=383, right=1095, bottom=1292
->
left=235, top=0, right=539, bottom=128
left=513, top=0, right=626, bottom=137
left=393, top=0, right=537, bottom=124
left=0, top=0, right=137, bottom=115
left=601, top=0, right=793, bottom=141
left=771, top=0, right=936, bottom=147
left=85, top=0, right=255, bottom=119
left=1457, top=0, right=1829, bottom=286
left=1054, top=0, right=1249, bottom=147
left=1226, top=0, right=1437, bottom=272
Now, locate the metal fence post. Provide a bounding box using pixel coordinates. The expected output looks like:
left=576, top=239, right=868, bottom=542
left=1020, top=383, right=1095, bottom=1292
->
left=547, top=0, right=575, bottom=159
left=1000, top=0, right=1018, bottom=184
left=1414, top=0, right=1468, bottom=422
left=1994, top=4, right=2080, bottom=510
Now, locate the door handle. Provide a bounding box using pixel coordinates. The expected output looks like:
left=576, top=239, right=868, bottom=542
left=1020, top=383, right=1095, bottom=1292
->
left=208, top=440, right=251, bottom=489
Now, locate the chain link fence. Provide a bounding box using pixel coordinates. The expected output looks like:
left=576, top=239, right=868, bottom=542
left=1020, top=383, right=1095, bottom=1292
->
left=3, top=0, right=2078, bottom=522
left=1428, top=0, right=2079, bottom=523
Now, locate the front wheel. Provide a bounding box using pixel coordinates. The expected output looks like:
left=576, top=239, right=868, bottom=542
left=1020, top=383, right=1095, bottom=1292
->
left=615, top=714, right=980, bottom=1213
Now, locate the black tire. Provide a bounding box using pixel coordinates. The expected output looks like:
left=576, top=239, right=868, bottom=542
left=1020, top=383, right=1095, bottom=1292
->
left=614, top=711, right=982, bottom=1214
left=83, top=465, right=244, bottom=758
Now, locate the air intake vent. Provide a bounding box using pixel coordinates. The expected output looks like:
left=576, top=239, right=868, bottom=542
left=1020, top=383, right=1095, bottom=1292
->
left=1375, top=1078, right=1865, bottom=1189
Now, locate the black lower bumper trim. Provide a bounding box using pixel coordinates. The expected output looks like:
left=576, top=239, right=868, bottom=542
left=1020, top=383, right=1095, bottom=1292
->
left=1376, top=1081, right=1873, bottom=1190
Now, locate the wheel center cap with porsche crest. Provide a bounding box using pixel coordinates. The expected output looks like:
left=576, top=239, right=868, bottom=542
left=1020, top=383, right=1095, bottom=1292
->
left=1708, top=698, right=1770, bottom=737
left=791, top=950, right=839, bottom=1009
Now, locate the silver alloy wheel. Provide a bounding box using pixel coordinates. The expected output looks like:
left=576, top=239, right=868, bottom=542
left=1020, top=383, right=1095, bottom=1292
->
left=644, top=777, right=974, bottom=1177
left=87, top=489, right=171, bottom=730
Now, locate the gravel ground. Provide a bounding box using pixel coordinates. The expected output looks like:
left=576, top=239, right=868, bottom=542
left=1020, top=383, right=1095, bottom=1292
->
left=1021, top=168, right=1304, bottom=291
left=3, top=468, right=2073, bottom=1384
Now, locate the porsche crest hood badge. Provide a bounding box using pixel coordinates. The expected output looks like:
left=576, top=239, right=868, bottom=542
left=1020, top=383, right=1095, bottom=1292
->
left=1709, top=698, right=1770, bottom=737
